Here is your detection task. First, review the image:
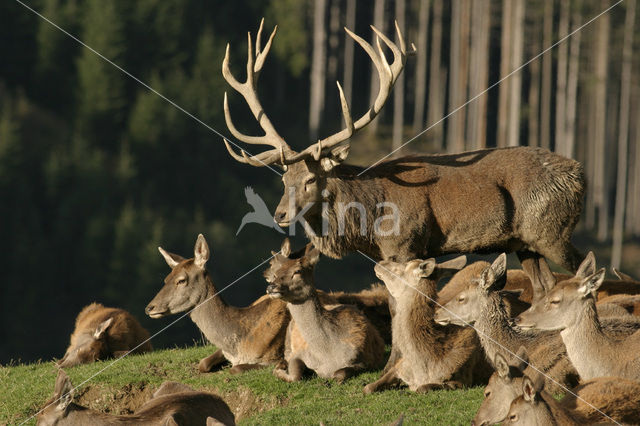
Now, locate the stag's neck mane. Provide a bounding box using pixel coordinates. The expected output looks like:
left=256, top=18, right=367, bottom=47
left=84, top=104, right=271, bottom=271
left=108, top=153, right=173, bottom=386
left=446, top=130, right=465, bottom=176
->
left=307, top=164, right=385, bottom=259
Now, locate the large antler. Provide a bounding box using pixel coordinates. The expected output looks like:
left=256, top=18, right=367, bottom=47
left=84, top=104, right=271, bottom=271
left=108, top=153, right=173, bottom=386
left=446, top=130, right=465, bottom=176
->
left=222, top=19, right=292, bottom=168
left=222, top=20, right=414, bottom=167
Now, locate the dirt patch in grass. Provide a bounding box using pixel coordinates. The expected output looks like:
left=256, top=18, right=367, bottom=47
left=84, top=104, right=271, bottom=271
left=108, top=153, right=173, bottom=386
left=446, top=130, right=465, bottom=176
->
left=76, top=382, right=154, bottom=415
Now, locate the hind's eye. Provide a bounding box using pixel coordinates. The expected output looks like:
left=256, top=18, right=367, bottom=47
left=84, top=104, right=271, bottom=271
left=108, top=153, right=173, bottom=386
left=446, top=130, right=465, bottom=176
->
left=176, top=278, right=187, bottom=286
left=509, top=414, right=518, bottom=422
left=550, top=298, right=560, bottom=305
left=458, top=296, right=465, bottom=303
left=305, top=177, right=316, bottom=185
left=484, top=390, right=491, bottom=398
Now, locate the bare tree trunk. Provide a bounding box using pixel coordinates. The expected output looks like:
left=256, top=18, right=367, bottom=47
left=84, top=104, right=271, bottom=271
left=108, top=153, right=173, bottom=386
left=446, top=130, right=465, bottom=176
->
left=528, top=47, right=540, bottom=148
left=342, top=0, right=356, bottom=105
left=594, top=0, right=610, bottom=242
left=327, top=0, right=341, bottom=86
left=427, top=0, right=444, bottom=146
left=497, top=0, right=512, bottom=147
left=368, top=0, right=386, bottom=136
left=447, top=0, right=470, bottom=153
left=309, top=0, right=327, bottom=141
left=540, top=0, right=553, bottom=150
left=612, top=0, right=635, bottom=268
left=632, top=99, right=640, bottom=235
left=507, top=0, right=525, bottom=147
left=412, top=0, right=430, bottom=134
left=467, top=0, right=491, bottom=149
left=392, top=0, right=406, bottom=151
left=564, top=7, right=581, bottom=159
left=554, top=0, right=569, bottom=154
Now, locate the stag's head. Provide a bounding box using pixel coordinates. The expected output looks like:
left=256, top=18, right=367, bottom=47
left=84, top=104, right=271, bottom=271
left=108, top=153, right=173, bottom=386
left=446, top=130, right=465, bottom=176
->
left=221, top=19, right=413, bottom=227
left=146, top=234, right=211, bottom=318
left=516, top=252, right=603, bottom=331
left=265, top=239, right=320, bottom=304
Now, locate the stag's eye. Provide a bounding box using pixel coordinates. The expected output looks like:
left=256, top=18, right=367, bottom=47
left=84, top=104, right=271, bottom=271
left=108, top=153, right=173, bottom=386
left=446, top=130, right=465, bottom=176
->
left=176, top=277, right=187, bottom=286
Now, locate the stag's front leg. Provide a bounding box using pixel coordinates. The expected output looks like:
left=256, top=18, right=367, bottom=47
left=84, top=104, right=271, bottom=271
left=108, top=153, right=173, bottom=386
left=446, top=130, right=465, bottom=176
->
left=273, top=357, right=307, bottom=382
left=198, top=349, right=228, bottom=373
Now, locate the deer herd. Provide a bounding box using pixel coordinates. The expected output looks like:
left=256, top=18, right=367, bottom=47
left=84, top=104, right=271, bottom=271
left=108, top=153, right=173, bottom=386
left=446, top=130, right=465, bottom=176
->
left=36, top=20, right=640, bottom=426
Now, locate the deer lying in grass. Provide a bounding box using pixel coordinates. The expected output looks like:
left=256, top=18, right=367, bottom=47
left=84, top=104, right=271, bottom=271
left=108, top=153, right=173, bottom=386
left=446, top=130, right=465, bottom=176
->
left=504, top=370, right=640, bottom=426
left=36, top=370, right=235, bottom=426
left=146, top=234, right=290, bottom=374
left=58, top=303, right=151, bottom=368
left=434, top=255, right=579, bottom=393
left=266, top=241, right=385, bottom=383
left=363, top=256, right=489, bottom=393
left=264, top=238, right=392, bottom=344
left=473, top=348, right=640, bottom=426
left=516, top=254, right=640, bottom=381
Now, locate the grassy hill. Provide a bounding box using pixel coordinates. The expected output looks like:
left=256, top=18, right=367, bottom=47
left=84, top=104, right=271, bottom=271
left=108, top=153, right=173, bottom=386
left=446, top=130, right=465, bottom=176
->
left=1, top=345, right=485, bottom=425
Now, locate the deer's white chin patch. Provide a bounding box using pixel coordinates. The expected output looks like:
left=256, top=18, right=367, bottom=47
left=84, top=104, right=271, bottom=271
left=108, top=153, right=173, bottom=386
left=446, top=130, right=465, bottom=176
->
left=276, top=221, right=290, bottom=227
left=148, top=312, right=168, bottom=319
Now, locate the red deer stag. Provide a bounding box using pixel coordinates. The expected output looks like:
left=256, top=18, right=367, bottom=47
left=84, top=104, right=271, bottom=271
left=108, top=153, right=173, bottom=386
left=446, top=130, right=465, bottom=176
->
left=58, top=303, right=152, bottom=368
left=220, top=20, right=585, bottom=273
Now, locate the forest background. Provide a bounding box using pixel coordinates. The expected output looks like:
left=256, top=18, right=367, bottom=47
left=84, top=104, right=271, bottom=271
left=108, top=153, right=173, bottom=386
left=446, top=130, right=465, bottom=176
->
left=1, top=0, right=639, bottom=364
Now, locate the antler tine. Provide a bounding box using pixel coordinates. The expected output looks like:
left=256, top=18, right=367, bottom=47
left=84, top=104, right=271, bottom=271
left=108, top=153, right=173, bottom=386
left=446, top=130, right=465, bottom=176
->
left=221, top=21, right=293, bottom=167
left=284, top=24, right=412, bottom=164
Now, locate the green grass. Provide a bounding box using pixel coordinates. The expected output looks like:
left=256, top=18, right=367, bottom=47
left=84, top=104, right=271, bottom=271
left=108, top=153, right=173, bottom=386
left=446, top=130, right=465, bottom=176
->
left=1, top=345, right=484, bottom=425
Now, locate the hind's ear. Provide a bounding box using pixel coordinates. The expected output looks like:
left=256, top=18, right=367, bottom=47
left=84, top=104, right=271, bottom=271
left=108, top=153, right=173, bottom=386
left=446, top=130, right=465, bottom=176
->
left=417, top=259, right=437, bottom=278
left=280, top=238, right=291, bottom=257
left=576, top=252, right=596, bottom=279
left=494, top=353, right=510, bottom=379
left=302, top=244, right=320, bottom=267
left=578, top=268, right=606, bottom=298
left=479, top=254, right=507, bottom=292
left=54, top=370, right=74, bottom=412
left=158, top=247, right=184, bottom=269
left=522, top=375, right=538, bottom=403
left=194, top=234, right=210, bottom=269
left=514, top=346, right=529, bottom=372
left=93, top=317, right=113, bottom=340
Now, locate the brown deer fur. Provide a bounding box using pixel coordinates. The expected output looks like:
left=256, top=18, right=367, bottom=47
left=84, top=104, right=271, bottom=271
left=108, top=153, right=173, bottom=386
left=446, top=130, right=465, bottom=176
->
left=146, top=234, right=290, bottom=374
left=275, top=148, right=585, bottom=273
left=364, top=256, right=489, bottom=393
left=266, top=240, right=385, bottom=383
left=474, top=349, right=640, bottom=426
left=58, top=303, right=151, bottom=368
left=264, top=239, right=392, bottom=344
left=434, top=255, right=579, bottom=393
left=516, top=257, right=640, bottom=381
left=36, top=370, right=235, bottom=426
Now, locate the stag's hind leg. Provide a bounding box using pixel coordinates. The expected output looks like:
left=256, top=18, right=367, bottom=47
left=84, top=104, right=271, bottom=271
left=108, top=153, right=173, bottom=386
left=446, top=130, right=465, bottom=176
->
left=534, top=240, right=584, bottom=274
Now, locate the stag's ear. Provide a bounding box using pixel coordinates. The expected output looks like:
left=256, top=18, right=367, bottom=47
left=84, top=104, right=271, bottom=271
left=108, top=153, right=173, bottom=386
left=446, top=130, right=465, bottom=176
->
left=320, top=143, right=350, bottom=172
left=576, top=252, right=596, bottom=279
left=93, top=317, right=113, bottom=340
left=578, top=268, right=606, bottom=298
left=194, top=234, right=210, bottom=269
left=301, top=244, right=320, bottom=267
left=54, top=370, right=74, bottom=412
left=280, top=238, right=291, bottom=257
left=479, top=254, right=507, bottom=292
left=158, top=247, right=184, bottom=269
left=494, top=353, right=510, bottom=379
left=521, top=375, right=538, bottom=403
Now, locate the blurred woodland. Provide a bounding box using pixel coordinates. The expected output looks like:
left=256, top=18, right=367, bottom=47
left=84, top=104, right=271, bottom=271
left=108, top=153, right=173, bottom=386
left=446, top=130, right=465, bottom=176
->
left=1, top=0, right=639, bottom=363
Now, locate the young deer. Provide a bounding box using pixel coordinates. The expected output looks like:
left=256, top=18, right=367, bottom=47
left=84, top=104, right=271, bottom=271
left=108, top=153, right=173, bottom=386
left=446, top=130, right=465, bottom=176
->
left=434, top=255, right=579, bottom=393
left=516, top=254, right=640, bottom=381
left=473, top=349, right=640, bottom=425
left=505, top=371, right=640, bottom=425
left=264, top=238, right=391, bottom=344
left=266, top=241, right=385, bottom=383
left=36, top=370, right=235, bottom=425
left=145, top=234, right=290, bottom=374
left=364, top=256, right=489, bottom=393
left=58, top=303, right=151, bottom=368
